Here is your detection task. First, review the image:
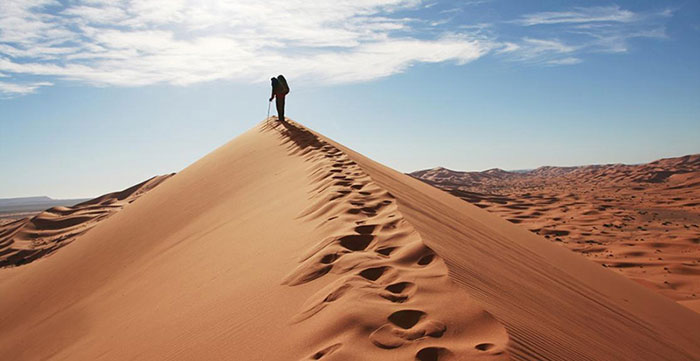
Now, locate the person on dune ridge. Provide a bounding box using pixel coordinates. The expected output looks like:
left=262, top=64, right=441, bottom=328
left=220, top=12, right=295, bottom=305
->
left=269, top=75, right=289, bottom=122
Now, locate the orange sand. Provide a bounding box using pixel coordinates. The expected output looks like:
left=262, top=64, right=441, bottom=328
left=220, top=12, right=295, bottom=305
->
left=0, top=119, right=698, bottom=360
left=0, top=174, right=172, bottom=267
left=411, top=156, right=700, bottom=304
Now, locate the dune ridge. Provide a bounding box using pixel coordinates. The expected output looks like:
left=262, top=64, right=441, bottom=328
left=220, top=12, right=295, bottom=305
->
left=0, top=174, right=173, bottom=268
left=263, top=121, right=509, bottom=360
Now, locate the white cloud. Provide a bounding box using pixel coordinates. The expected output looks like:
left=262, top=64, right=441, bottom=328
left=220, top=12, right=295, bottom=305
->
left=514, top=6, right=638, bottom=26
left=0, top=1, right=676, bottom=95
left=504, top=5, right=672, bottom=65
left=0, top=0, right=495, bottom=95
left=498, top=38, right=578, bottom=64
left=0, top=80, right=52, bottom=96
left=546, top=57, right=582, bottom=65
left=298, top=35, right=489, bottom=83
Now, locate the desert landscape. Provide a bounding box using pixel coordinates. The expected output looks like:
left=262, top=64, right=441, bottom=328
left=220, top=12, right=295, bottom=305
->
left=1, top=119, right=698, bottom=360
left=2, top=1, right=699, bottom=360
left=410, top=155, right=700, bottom=310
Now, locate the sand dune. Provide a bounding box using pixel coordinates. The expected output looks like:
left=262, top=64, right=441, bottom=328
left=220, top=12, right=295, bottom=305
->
left=411, top=156, right=700, bottom=304
left=270, top=121, right=509, bottom=359
left=0, top=119, right=698, bottom=360
left=0, top=174, right=172, bottom=268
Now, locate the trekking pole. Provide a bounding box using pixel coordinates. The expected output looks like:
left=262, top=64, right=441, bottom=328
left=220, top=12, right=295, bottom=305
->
left=267, top=100, right=271, bottom=119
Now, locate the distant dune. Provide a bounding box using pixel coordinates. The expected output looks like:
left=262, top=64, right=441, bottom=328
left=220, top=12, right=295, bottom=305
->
left=0, top=119, right=698, bottom=360
left=410, top=155, right=700, bottom=305
left=0, top=175, right=173, bottom=267
left=0, top=196, right=90, bottom=217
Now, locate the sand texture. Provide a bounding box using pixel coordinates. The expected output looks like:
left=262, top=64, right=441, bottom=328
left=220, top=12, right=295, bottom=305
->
left=1, top=119, right=698, bottom=360
left=0, top=174, right=172, bottom=267
left=411, top=156, right=700, bottom=304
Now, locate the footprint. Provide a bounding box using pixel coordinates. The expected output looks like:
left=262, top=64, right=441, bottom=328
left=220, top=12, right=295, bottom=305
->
left=383, top=220, right=400, bottom=230
left=359, top=266, right=389, bottom=281
left=369, top=325, right=404, bottom=349
left=416, top=347, right=452, bottom=361
left=381, top=282, right=416, bottom=303
left=309, top=343, right=342, bottom=360
left=417, top=253, right=435, bottom=266
left=369, top=310, right=446, bottom=349
left=354, top=224, right=377, bottom=234
left=283, top=263, right=332, bottom=286
left=381, top=294, right=408, bottom=303
left=320, top=253, right=339, bottom=264
left=385, top=281, right=415, bottom=294
left=389, top=310, right=425, bottom=329
left=375, top=246, right=397, bottom=256
left=475, top=343, right=495, bottom=351
left=338, top=234, right=374, bottom=251
left=361, top=207, right=378, bottom=215
left=329, top=193, right=347, bottom=201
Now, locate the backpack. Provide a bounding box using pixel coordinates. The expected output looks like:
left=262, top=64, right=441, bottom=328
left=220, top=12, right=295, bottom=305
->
left=277, top=75, right=290, bottom=95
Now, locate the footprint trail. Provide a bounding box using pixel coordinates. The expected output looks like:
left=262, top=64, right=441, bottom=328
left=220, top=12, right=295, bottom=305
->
left=263, top=119, right=510, bottom=361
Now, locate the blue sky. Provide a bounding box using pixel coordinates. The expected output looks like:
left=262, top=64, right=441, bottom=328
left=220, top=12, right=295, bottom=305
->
left=1, top=0, right=699, bottom=198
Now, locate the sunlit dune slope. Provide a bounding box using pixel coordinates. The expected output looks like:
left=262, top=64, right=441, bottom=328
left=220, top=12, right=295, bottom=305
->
left=0, top=174, right=172, bottom=268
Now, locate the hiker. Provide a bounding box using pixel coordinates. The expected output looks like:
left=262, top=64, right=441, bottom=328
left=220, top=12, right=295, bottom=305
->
left=269, top=75, right=290, bottom=122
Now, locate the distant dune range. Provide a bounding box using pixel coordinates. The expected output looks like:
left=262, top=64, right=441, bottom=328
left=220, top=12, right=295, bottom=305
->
left=0, top=196, right=90, bottom=215
left=410, top=155, right=700, bottom=309
left=0, top=120, right=698, bottom=360
left=0, top=196, right=89, bottom=221
left=0, top=175, right=173, bottom=267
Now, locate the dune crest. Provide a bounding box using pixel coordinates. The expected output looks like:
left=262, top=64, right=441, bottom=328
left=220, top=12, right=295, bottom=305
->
left=263, top=121, right=509, bottom=360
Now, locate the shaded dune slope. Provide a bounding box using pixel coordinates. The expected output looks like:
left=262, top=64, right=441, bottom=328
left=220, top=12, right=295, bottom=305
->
left=309, top=124, right=700, bottom=361
left=0, top=119, right=698, bottom=361
left=267, top=121, right=509, bottom=360
left=0, top=174, right=173, bottom=268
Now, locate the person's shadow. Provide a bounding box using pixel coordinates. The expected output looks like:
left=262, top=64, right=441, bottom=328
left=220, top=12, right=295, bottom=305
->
left=274, top=120, right=325, bottom=152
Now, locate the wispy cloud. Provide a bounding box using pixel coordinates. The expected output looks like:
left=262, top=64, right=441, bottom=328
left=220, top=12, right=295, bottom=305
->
left=499, top=38, right=579, bottom=64
left=503, top=5, right=672, bottom=64
left=0, top=80, right=52, bottom=97
left=514, top=5, right=639, bottom=26
left=0, top=1, right=675, bottom=96
left=0, top=0, right=491, bottom=96
left=546, top=57, right=582, bottom=66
